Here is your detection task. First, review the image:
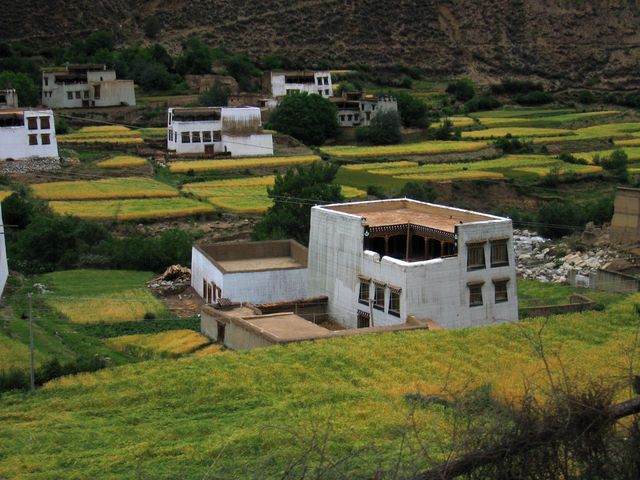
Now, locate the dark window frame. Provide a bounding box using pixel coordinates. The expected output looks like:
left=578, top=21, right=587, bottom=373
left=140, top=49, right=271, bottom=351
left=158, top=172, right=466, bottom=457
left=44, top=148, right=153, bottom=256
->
left=373, top=283, right=385, bottom=311
left=494, top=280, right=508, bottom=303
left=469, top=284, right=483, bottom=307
left=490, top=240, right=509, bottom=267
left=358, top=280, right=370, bottom=306
left=388, top=290, right=401, bottom=317
left=467, top=243, right=486, bottom=271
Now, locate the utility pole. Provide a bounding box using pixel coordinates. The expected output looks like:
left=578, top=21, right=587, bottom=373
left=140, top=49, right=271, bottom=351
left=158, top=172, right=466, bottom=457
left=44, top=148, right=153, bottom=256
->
left=28, top=292, right=35, bottom=393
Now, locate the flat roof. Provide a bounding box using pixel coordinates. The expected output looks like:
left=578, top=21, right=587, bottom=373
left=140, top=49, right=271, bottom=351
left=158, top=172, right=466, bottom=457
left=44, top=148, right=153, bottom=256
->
left=241, top=313, right=330, bottom=341
left=322, top=199, right=504, bottom=233
left=217, top=256, right=304, bottom=273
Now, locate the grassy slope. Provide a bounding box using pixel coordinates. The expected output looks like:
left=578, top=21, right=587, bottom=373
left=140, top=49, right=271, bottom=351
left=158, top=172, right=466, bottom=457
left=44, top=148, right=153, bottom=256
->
left=0, top=291, right=638, bottom=479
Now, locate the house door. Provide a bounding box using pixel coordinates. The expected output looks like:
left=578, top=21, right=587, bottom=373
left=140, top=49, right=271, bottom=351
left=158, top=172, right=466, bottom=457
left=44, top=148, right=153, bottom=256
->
left=205, top=145, right=214, bottom=156
left=217, top=322, right=226, bottom=343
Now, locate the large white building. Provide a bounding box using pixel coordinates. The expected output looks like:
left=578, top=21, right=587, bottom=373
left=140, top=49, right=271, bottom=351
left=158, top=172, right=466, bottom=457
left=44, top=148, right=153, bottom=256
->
left=307, top=199, right=518, bottom=329
left=191, top=240, right=309, bottom=305
left=42, top=64, right=136, bottom=109
left=332, top=92, right=398, bottom=128
left=167, top=106, right=273, bottom=157
left=0, top=108, right=59, bottom=160
left=263, top=71, right=333, bottom=99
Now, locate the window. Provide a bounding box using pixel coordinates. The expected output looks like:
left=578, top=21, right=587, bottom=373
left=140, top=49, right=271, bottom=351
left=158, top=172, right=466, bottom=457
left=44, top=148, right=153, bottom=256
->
left=373, top=283, right=385, bottom=310
left=325, top=89, right=330, bottom=96
left=317, top=77, right=322, bottom=85
left=494, top=280, right=508, bottom=303
left=490, top=240, right=509, bottom=267
left=324, top=77, right=329, bottom=85
left=366, top=112, right=371, bottom=121
left=67, top=92, right=73, bottom=100
left=27, top=117, right=37, bottom=130
left=41, top=134, right=50, bottom=145
left=202, top=131, right=212, bottom=142
left=212, top=131, right=222, bottom=141
left=168, top=129, right=173, bottom=142
left=94, top=85, right=101, bottom=99
left=357, top=310, right=370, bottom=328
left=354, top=114, right=359, bottom=121
left=389, top=289, right=401, bottom=317
left=467, top=243, right=486, bottom=271
left=340, top=115, right=345, bottom=121
left=39, top=116, right=50, bottom=130
left=84, top=91, right=89, bottom=99
left=75, top=91, right=81, bottom=99
left=44, top=77, right=49, bottom=86
left=358, top=280, right=370, bottom=305
left=469, top=283, right=483, bottom=307
left=192, top=131, right=201, bottom=143
left=181, top=132, right=190, bottom=143
left=347, top=114, right=352, bottom=121
left=28, top=134, right=38, bottom=146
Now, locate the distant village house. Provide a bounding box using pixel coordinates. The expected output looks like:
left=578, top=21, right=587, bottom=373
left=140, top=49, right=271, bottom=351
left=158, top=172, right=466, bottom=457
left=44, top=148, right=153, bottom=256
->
left=264, top=70, right=333, bottom=100
left=0, top=89, right=19, bottom=109
left=167, top=106, right=274, bottom=157
left=41, top=64, right=136, bottom=108
left=331, top=92, right=398, bottom=127
left=0, top=106, right=58, bottom=160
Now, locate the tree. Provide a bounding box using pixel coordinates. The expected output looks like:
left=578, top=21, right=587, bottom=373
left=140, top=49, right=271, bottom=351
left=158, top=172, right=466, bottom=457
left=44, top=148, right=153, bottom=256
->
left=393, top=91, right=429, bottom=128
left=446, top=79, right=475, bottom=101
left=398, top=181, right=437, bottom=202
left=224, top=54, right=260, bottom=91
left=433, top=118, right=461, bottom=141
left=199, top=81, right=230, bottom=106
left=356, top=110, right=402, bottom=145
left=175, top=37, right=212, bottom=75
left=599, top=149, right=628, bottom=181
left=0, top=71, right=39, bottom=106
left=268, top=92, right=338, bottom=146
left=253, top=162, right=344, bottom=245
left=143, top=16, right=162, bottom=39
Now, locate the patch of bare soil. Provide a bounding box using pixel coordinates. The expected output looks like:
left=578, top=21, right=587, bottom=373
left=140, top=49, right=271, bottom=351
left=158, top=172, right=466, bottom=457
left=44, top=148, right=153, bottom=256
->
left=162, top=286, right=204, bottom=318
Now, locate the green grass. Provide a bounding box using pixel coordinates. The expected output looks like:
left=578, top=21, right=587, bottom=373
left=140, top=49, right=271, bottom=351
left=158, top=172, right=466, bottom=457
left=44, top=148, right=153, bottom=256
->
left=321, top=140, right=489, bottom=158
left=517, top=278, right=626, bottom=308
left=0, top=288, right=637, bottom=478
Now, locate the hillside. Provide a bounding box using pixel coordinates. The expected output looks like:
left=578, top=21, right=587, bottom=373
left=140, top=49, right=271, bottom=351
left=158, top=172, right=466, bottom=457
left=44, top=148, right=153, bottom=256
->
left=0, top=290, right=637, bottom=479
left=3, top=1, right=640, bottom=88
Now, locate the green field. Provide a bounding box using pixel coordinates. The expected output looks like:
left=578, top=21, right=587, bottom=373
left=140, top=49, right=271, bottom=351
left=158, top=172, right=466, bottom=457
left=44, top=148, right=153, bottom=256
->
left=31, top=177, right=178, bottom=200
left=321, top=140, right=489, bottom=158
left=48, top=197, right=214, bottom=220
left=461, top=127, right=574, bottom=139
left=96, top=155, right=149, bottom=168
left=0, top=289, right=636, bottom=478
left=168, top=155, right=320, bottom=173
left=106, top=330, right=211, bottom=358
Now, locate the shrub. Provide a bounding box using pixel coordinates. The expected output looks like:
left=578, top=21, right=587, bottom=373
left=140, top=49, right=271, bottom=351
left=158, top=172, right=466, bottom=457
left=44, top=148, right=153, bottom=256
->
left=494, top=135, right=533, bottom=154
left=516, top=91, right=554, bottom=105
left=433, top=118, right=461, bottom=141
left=446, top=79, right=475, bottom=101
left=55, top=115, right=70, bottom=135
left=491, top=79, right=544, bottom=95
left=366, top=185, right=387, bottom=199
left=143, top=16, right=162, bottom=39
left=357, top=110, right=402, bottom=145
left=398, top=181, right=437, bottom=202
left=558, top=152, right=588, bottom=165
left=464, top=95, right=501, bottom=113
left=599, top=149, right=628, bottom=181
left=199, top=81, right=230, bottom=107
left=578, top=90, right=596, bottom=104
left=393, top=91, right=429, bottom=128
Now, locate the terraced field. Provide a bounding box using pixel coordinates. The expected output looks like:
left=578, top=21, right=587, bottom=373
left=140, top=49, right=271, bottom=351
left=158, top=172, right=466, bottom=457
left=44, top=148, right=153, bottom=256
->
left=31, top=177, right=177, bottom=200
left=321, top=140, right=489, bottom=158
left=461, top=127, right=574, bottom=139
left=58, top=126, right=144, bottom=144
left=168, top=155, right=320, bottom=173
left=106, top=330, right=211, bottom=358
left=96, top=155, right=149, bottom=168
left=49, top=197, right=214, bottom=220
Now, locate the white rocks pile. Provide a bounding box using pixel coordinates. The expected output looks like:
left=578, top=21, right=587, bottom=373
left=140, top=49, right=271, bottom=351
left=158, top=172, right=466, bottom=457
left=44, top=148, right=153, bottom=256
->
left=514, top=229, right=625, bottom=283
left=0, top=157, right=61, bottom=174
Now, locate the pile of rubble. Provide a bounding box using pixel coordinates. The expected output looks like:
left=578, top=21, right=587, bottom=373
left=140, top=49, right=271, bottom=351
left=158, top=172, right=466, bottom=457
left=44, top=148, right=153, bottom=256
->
left=146, top=265, right=191, bottom=296
left=514, top=226, right=633, bottom=283
left=0, top=157, right=61, bottom=174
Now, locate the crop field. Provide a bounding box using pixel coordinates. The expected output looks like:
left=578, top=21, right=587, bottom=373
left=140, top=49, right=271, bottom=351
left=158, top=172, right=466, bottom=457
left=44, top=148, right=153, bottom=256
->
left=436, top=116, right=476, bottom=128
left=40, top=270, right=168, bottom=324
left=573, top=147, right=640, bottom=163
left=191, top=344, right=224, bottom=357
left=321, top=140, right=489, bottom=158
left=58, top=126, right=144, bottom=144
left=31, top=177, right=177, bottom=200
left=531, top=122, right=640, bottom=144
left=469, top=108, right=576, bottom=118
left=0, top=190, right=13, bottom=201
left=475, top=110, right=621, bottom=128
left=0, top=333, right=39, bottom=370
left=169, top=155, right=320, bottom=173
left=49, top=197, right=214, bottom=220
left=0, top=290, right=637, bottom=478
left=106, top=330, right=211, bottom=358
left=341, top=160, right=419, bottom=171
left=184, top=176, right=366, bottom=213
left=513, top=164, right=603, bottom=176
left=461, top=127, right=573, bottom=139
left=96, top=155, right=149, bottom=168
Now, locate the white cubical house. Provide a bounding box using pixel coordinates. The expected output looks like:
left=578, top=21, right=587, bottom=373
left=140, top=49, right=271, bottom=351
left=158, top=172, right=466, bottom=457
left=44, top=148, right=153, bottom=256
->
left=167, top=107, right=273, bottom=157
left=42, top=64, right=136, bottom=108
left=191, top=240, right=309, bottom=305
left=308, top=199, right=518, bottom=329
left=0, top=89, right=19, bottom=109
left=264, top=71, right=333, bottom=99
left=332, top=92, right=398, bottom=127
left=0, top=108, right=59, bottom=160
left=0, top=203, right=8, bottom=296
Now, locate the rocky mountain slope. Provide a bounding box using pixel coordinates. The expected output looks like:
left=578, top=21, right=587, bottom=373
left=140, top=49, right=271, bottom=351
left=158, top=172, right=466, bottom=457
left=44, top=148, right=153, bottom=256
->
left=3, top=0, right=640, bottom=87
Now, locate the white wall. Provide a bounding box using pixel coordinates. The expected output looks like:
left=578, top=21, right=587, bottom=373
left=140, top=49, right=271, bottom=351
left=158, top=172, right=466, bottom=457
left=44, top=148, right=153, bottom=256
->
left=42, top=70, right=135, bottom=108
left=0, top=203, right=9, bottom=297
left=308, top=201, right=519, bottom=329
left=191, top=247, right=308, bottom=304
left=86, top=70, right=117, bottom=82
left=222, top=134, right=273, bottom=157
left=93, top=80, right=136, bottom=107
left=0, top=110, right=59, bottom=160
left=270, top=71, right=333, bottom=98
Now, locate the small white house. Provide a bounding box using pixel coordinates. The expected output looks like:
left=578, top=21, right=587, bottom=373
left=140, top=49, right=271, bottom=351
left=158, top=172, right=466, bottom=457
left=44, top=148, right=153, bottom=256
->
left=332, top=92, right=398, bottom=127
left=0, top=203, right=8, bottom=297
left=264, top=71, right=333, bottom=99
left=42, top=64, right=136, bottom=108
left=0, top=89, right=19, bottom=109
left=0, top=108, right=59, bottom=160
left=308, top=199, right=519, bottom=329
left=191, top=240, right=309, bottom=305
left=167, top=106, right=273, bottom=157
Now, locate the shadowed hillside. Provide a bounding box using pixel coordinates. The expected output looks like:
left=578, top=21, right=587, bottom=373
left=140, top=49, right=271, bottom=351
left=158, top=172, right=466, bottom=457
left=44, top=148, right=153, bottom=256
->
left=3, top=0, right=640, bottom=87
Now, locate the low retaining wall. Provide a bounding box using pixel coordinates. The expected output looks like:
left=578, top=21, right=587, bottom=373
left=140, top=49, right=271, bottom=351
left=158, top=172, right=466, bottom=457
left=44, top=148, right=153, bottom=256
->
left=520, top=294, right=597, bottom=318
left=568, top=268, right=640, bottom=294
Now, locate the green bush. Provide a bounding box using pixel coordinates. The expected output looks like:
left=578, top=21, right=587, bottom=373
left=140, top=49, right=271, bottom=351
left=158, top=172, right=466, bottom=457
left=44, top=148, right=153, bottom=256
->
left=393, top=91, right=429, bottom=128
left=366, top=185, right=387, bottom=199
left=464, top=95, right=501, bottom=113
left=558, top=152, right=588, bottom=165
left=491, top=79, right=544, bottom=95
left=578, top=90, right=596, bottom=104
left=398, top=181, right=437, bottom=202
left=599, top=149, right=628, bottom=181
left=516, top=91, right=554, bottom=105
left=356, top=110, right=402, bottom=145
left=433, top=118, right=461, bottom=141
left=446, top=79, right=475, bottom=101
left=494, top=135, right=532, bottom=154
left=199, top=81, right=230, bottom=107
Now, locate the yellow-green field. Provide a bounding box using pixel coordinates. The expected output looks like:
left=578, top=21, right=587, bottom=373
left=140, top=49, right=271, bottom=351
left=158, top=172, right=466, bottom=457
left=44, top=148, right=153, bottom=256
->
left=0, top=291, right=637, bottom=478
left=461, top=127, right=573, bottom=139
left=531, top=122, right=640, bottom=143
left=48, top=197, right=214, bottom=220
left=321, top=140, right=489, bottom=158
left=573, top=147, right=640, bottom=163
left=40, top=270, right=168, bottom=324
left=0, top=190, right=13, bottom=201
left=183, top=176, right=366, bottom=213
left=474, top=110, right=621, bottom=127
left=436, top=116, right=476, bottom=128
left=58, top=126, right=144, bottom=144
left=169, top=155, right=320, bottom=173
left=106, top=330, right=211, bottom=358
left=96, top=156, right=149, bottom=168
left=31, top=177, right=177, bottom=200
left=513, top=165, right=603, bottom=176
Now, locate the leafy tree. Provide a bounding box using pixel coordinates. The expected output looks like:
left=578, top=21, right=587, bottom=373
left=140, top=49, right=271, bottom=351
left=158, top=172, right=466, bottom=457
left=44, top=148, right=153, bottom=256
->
left=334, top=81, right=357, bottom=96
left=446, top=79, right=475, bottom=101
left=143, top=16, right=162, bottom=39
left=268, top=92, right=338, bottom=146
left=253, top=162, right=344, bottom=245
left=494, top=134, right=532, bottom=154
left=356, top=110, right=402, bottom=145
left=464, top=94, right=501, bottom=112
left=0, top=71, right=39, bottom=106
left=433, top=118, right=461, bottom=140
left=578, top=90, right=596, bottom=104
left=175, top=37, right=212, bottom=75
left=199, top=81, right=230, bottom=106
left=537, top=200, right=584, bottom=238
left=398, top=181, right=437, bottom=202
left=599, top=149, right=628, bottom=181
left=393, top=91, right=429, bottom=128
left=491, top=79, right=544, bottom=95
left=84, top=30, right=115, bottom=57
left=149, top=44, right=173, bottom=70
left=516, top=91, right=554, bottom=105
left=224, top=54, right=260, bottom=91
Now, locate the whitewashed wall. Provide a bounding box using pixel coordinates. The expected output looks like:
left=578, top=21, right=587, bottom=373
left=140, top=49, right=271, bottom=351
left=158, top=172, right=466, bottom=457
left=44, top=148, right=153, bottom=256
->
left=0, top=110, right=59, bottom=160
left=0, top=203, right=9, bottom=297
left=270, top=71, right=333, bottom=97
left=93, top=80, right=136, bottom=107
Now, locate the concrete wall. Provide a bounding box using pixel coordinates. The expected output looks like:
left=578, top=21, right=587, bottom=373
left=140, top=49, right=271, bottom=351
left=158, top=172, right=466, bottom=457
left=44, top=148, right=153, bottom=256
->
left=308, top=200, right=519, bottom=329
left=611, top=187, right=640, bottom=246
left=221, top=134, right=273, bottom=156
left=191, top=246, right=309, bottom=304
left=42, top=70, right=134, bottom=108
left=93, top=80, right=136, bottom=107
left=0, top=110, right=59, bottom=160
left=0, top=204, right=9, bottom=297
left=568, top=268, right=640, bottom=293
left=86, top=70, right=117, bottom=82
left=0, top=89, right=18, bottom=108
left=270, top=71, right=333, bottom=98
